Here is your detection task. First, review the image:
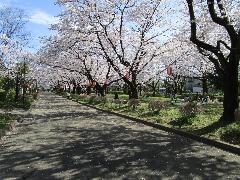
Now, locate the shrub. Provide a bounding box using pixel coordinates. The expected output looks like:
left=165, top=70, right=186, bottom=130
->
left=0, top=113, right=14, bottom=129
left=0, top=89, right=16, bottom=102
left=0, top=89, right=6, bottom=101
left=128, top=99, right=141, bottom=109
left=88, top=95, right=97, bottom=104
left=62, top=92, right=70, bottom=98
left=32, top=92, right=38, bottom=100
left=70, top=94, right=78, bottom=101
left=66, top=92, right=71, bottom=99
left=15, top=95, right=34, bottom=109
left=76, top=94, right=88, bottom=102
left=112, top=99, right=122, bottom=105
left=24, top=95, right=34, bottom=109
left=79, top=93, right=88, bottom=99
left=88, top=95, right=107, bottom=104
left=180, top=102, right=200, bottom=117
left=110, top=99, right=123, bottom=108
left=6, top=89, right=16, bottom=102
left=148, top=100, right=167, bottom=113
left=99, top=96, right=107, bottom=104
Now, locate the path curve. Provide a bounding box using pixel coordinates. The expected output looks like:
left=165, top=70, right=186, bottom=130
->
left=0, top=92, right=240, bottom=179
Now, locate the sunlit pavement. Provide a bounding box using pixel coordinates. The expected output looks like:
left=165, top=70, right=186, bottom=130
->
left=0, top=92, right=240, bottom=179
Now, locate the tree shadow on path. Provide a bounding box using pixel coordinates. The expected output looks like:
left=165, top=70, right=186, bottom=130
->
left=0, top=92, right=239, bottom=179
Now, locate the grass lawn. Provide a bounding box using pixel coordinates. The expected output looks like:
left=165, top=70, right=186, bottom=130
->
left=69, top=93, right=240, bottom=146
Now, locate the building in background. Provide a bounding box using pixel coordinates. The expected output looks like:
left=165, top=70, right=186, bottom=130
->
left=185, top=77, right=203, bottom=93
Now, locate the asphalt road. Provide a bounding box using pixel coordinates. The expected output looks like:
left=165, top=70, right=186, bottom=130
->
left=0, top=92, right=240, bottom=180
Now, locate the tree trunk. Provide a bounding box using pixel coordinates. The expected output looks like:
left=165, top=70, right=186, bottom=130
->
left=76, top=85, right=82, bottom=94
left=179, top=81, right=184, bottom=95
left=222, top=58, right=239, bottom=122
left=15, top=74, right=19, bottom=101
left=123, top=83, right=128, bottom=94
left=151, top=81, right=156, bottom=97
left=202, top=77, right=208, bottom=95
left=173, top=81, right=177, bottom=95
left=138, top=84, right=142, bottom=96
left=128, top=84, right=138, bottom=99
left=68, top=83, right=71, bottom=93
left=86, top=86, right=91, bottom=95
left=152, top=87, right=156, bottom=97
left=96, top=84, right=105, bottom=97
left=72, top=85, right=76, bottom=94
left=72, top=81, right=76, bottom=94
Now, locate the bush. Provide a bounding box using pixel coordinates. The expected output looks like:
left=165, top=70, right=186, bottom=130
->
left=79, top=93, right=88, bottom=99
left=99, top=96, right=107, bottom=104
left=112, top=99, right=122, bottom=105
left=6, top=89, right=16, bottom=102
left=148, top=100, right=168, bottom=113
left=110, top=99, right=129, bottom=109
left=23, top=96, right=34, bottom=109
left=13, top=95, right=34, bottom=109
left=88, top=95, right=107, bottom=104
left=0, top=89, right=16, bottom=102
left=0, top=113, right=14, bottom=129
left=128, top=99, right=141, bottom=109
left=66, top=92, right=71, bottom=99
left=88, top=95, right=97, bottom=104
left=0, top=89, right=6, bottom=101
left=61, top=92, right=69, bottom=97
left=32, top=92, right=38, bottom=100
left=180, top=102, right=200, bottom=117
left=74, top=94, right=88, bottom=102
left=0, top=77, right=15, bottom=92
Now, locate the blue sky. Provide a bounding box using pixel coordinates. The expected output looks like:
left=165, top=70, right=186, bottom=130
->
left=0, top=0, right=62, bottom=52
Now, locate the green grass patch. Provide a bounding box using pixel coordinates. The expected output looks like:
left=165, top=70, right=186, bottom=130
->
left=219, top=123, right=240, bottom=145
left=69, top=93, right=239, bottom=146
left=0, top=114, right=15, bottom=129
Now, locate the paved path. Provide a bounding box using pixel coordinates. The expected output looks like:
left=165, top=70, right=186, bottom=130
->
left=0, top=92, right=240, bottom=180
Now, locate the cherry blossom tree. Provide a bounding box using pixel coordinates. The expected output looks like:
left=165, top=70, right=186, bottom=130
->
left=185, top=0, right=240, bottom=122
left=36, top=33, right=120, bottom=96
left=55, top=0, right=173, bottom=99
left=0, top=7, right=29, bottom=72
left=165, top=36, right=215, bottom=94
